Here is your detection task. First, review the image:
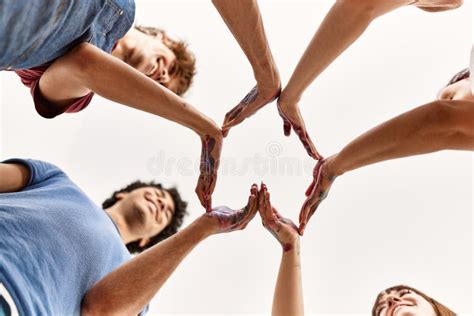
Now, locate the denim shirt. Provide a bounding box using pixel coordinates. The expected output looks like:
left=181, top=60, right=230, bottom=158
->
left=0, top=0, right=135, bottom=70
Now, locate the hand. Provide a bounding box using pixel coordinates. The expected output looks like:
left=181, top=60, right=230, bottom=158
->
left=258, top=183, right=299, bottom=251
left=276, top=96, right=322, bottom=161
left=221, top=84, right=281, bottom=137
left=195, top=127, right=223, bottom=211
left=299, top=158, right=336, bottom=235
left=203, top=184, right=259, bottom=234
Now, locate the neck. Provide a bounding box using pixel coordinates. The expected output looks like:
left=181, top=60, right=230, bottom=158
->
left=105, top=205, right=136, bottom=244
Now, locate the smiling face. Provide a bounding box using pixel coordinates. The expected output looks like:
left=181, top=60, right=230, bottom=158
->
left=115, top=186, right=175, bottom=247
left=373, top=287, right=436, bottom=316
left=119, top=29, right=180, bottom=93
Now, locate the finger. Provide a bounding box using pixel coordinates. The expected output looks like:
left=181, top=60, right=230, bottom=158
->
left=221, top=127, right=229, bottom=138
left=298, top=222, right=306, bottom=236
left=258, top=184, right=266, bottom=218
left=282, top=117, right=291, bottom=137
left=263, top=190, right=273, bottom=221
left=245, top=194, right=258, bottom=222
left=205, top=195, right=212, bottom=212
left=305, top=179, right=316, bottom=197
left=272, top=207, right=282, bottom=220
left=277, top=103, right=292, bottom=137
left=293, top=124, right=321, bottom=160
left=221, top=114, right=246, bottom=131
left=299, top=196, right=319, bottom=234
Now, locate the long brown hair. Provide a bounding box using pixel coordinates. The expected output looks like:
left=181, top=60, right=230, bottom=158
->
left=371, top=285, right=456, bottom=316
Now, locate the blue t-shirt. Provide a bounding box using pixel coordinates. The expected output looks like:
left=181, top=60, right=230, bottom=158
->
left=0, top=159, right=134, bottom=315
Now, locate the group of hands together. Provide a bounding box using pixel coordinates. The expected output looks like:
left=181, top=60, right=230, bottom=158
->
left=195, top=83, right=333, bottom=235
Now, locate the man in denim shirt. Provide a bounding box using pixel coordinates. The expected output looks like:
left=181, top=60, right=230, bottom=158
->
left=0, top=0, right=224, bottom=210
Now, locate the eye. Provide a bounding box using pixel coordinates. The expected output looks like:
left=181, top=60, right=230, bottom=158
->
left=400, top=289, right=411, bottom=296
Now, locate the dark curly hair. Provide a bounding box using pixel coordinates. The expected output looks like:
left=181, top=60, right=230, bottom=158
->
left=102, top=181, right=188, bottom=254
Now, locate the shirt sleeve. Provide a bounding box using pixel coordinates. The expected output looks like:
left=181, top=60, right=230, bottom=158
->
left=15, top=66, right=94, bottom=119
left=2, top=159, right=65, bottom=187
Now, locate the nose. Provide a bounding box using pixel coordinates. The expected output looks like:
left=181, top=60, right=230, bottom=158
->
left=157, top=197, right=165, bottom=211
left=437, top=88, right=453, bottom=101
left=386, top=295, right=401, bottom=306
left=157, top=67, right=170, bottom=84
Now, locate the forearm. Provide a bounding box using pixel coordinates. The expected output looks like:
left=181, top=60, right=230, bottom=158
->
left=282, top=0, right=412, bottom=102
left=48, top=43, right=216, bottom=135
left=81, top=217, right=214, bottom=315
left=327, top=100, right=474, bottom=176
left=272, top=242, right=303, bottom=316
left=212, top=0, right=275, bottom=76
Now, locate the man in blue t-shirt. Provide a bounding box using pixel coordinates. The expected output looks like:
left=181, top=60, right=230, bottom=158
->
left=0, top=159, right=259, bottom=315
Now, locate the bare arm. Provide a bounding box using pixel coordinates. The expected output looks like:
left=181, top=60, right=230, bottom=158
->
left=280, top=0, right=415, bottom=104
left=212, top=0, right=280, bottom=135
left=258, top=184, right=304, bottom=316
left=40, top=42, right=218, bottom=136
left=273, top=246, right=303, bottom=316
left=277, top=0, right=414, bottom=159
left=40, top=42, right=222, bottom=209
left=0, top=163, right=30, bottom=193
left=299, top=100, right=474, bottom=233
left=81, top=185, right=259, bottom=315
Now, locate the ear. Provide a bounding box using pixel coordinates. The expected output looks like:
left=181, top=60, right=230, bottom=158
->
left=138, top=238, right=150, bottom=248
left=115, top=192, right=129, bottom=201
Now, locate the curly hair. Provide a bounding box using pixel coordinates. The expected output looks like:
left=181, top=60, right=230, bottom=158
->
left=447, top=68, right=470, bottom=87
left=135, top=25, right=196, bottom=96
left=102, top=181, right=188, bottom=254
left=372, top=285, right=456, bottom=316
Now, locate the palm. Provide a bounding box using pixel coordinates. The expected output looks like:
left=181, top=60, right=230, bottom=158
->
left=276, top=98, right=322, bottom=160
left=205, top=184, right=258, bottom=233
left=299, top=159, right=335, bottom=234
left=258, top=184, right=299, bottom=250
left=195, top=133, right=223, bottom=211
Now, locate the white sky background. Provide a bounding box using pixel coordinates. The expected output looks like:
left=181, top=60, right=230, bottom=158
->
left=0, top=0, right=473, bottom=314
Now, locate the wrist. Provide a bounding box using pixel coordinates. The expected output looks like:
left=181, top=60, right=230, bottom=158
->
left=279, top=88, right=302, bottom=108
left=281, top=237, right=300, bottom=254
left=195, top=214, right=220, bottom=236
left=194, top=119, right=221, bottom=139
left=192, top=216, right=218, bottom=239
left=324, top=153, right=344, bottom=178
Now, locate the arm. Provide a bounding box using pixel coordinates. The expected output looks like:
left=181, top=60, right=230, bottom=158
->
left=40, top=42, right=217, bottom=136
left=81, top=184, right=259, bottom=315
left=212, top=0, right=281, bottom=135
left=258, top=184, right=304, bottom=316
left=277, top=0, right=414, bottom=159
left=299, top=100, right=474, bottom=233
left=40, top=43, right=222, bottom=209
left=280, top=0, right=414, bottom=104
left=0, top=163, right=30, bottom=193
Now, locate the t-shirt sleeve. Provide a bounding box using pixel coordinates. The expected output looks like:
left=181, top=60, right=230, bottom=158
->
left=2, top=159, right=65, bottom=187
left=15, top=67, right=94, bottom=119
left=138, top=304, right=149, bottom=316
